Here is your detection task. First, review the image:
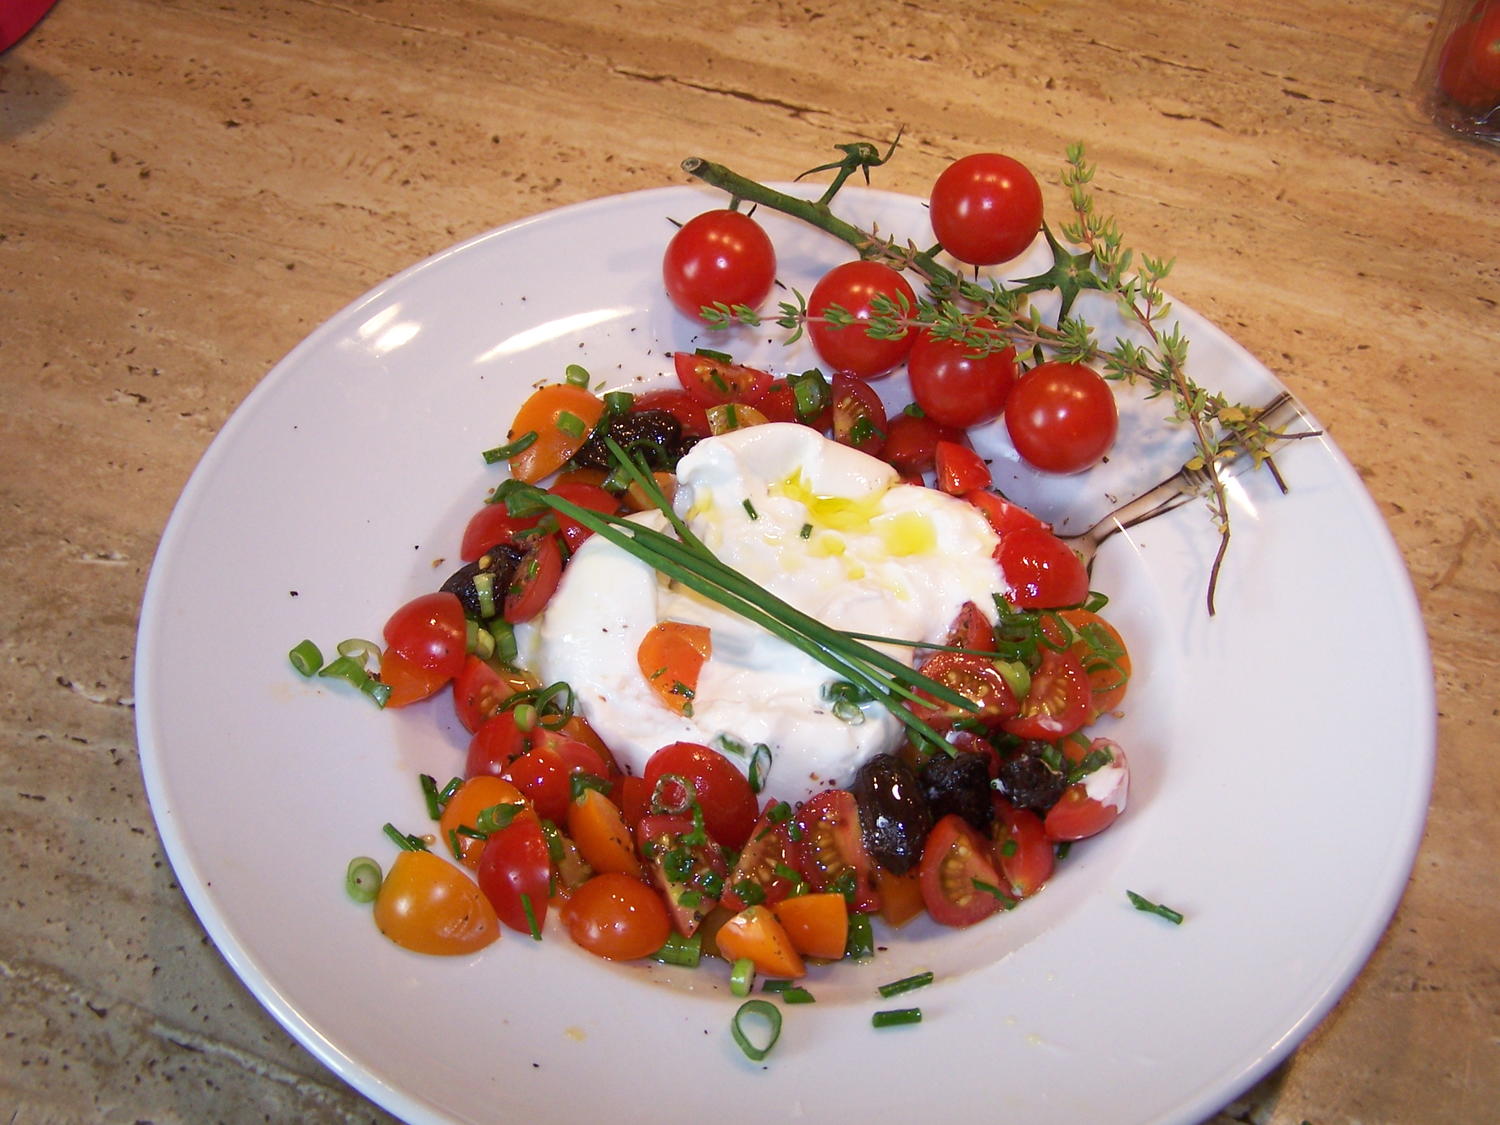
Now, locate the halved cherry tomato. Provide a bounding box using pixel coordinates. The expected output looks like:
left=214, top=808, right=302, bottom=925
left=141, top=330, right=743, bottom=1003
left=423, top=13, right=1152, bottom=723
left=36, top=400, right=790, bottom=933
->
left=465, top=711, right=530, bottom=777
left=1044, top=740, right=1129, bottom=842
left=383, top=591, right=467, bottom=680
left=991, top=798, right=1054, bottom=898
left=995, top=527, right=1090, bottom=609
left=935, top=440, right=992, bottom=494
left=757, top=375, right=834, bottom=430
left=1052, top=608, right=1131, bottom=719
left=636, top=622, right=712, bottom=717
left=793, top=790, right=880, bottom=913
left=716, top=905, right=806, bottom=978
left=452, top=655, right=534, bottom=735
left=636, top=813, right=727, bottom=936
left=770, top=893, right=849, bottom=960
left=707, top=401, right=771, bottom=434
left=631, top=388, right=711, bottom=439
left=673, top=350, right=772, bottom=406
left=502, top=534, right=562, bottom=624
left=807, top=260, right=918, bottom=378
left=459, top=504, right=541, bottom=563
left=881, top=411, right=965, bottom=476
left=548, top=481, right=620, bottom=551
left=830, top=372, right=888, bottom=456
left=374, top=850, right=500, bottom=955
left=964, top=490, right=1051, bottom=538
left=507, top=383, right=606, bottom=484
left=440, top=775, right=526, bottom=868
left=721, top=800, right=798, bottom=913
left=568, top=788, right=643, bottom=877
left=503, top=738, right=609, bottom=823
left=910, top=651, right=1019, bottom=730
left=1003, top=648, right=1091, bottom=742
left=378, top=646, right=450, bottom=708
left=876, top=866, right=927, bottom=927
left=476, top=811, right=551, bottom=935
left=642, top=742, right=758, bottom=851
left=934, top=600, right=995, bottom=655
left=918, top=814, right=1007, bottom=927
left=562, top=872, right=672, bottom=961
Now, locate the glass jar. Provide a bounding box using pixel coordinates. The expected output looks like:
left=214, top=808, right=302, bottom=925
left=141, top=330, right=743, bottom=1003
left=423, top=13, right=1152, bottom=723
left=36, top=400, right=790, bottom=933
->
left=1416, top=0, right=1500, bottom=144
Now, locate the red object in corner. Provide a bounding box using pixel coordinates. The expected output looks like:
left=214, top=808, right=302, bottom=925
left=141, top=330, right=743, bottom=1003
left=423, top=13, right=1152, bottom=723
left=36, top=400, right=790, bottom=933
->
left=2, top=1, right=60, bottom=52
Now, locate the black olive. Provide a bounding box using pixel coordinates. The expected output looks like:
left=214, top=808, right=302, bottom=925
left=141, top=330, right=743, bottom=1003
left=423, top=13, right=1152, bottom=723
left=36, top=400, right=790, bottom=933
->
left=439, top=543, right=524, bottom=620
left=850, top=754, right=932, bottom=875
left=919, top=750, right=994, bottom=834
left=994, top=743, right=1068, bottom=814
left=571, top=408, right=697, bottom=471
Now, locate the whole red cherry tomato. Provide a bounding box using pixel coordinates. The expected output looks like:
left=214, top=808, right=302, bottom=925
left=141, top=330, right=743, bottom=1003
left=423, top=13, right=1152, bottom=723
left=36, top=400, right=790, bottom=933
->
left=907, top=323, right=1017, bottom=427
left=662, top=209, right=777, bottom=321
left=806, top=260, right=917, bottom=378
left=1004, top=361, right=1118, bottom=474
left=1439, top=6, right=1500, bottom=109
left=929, top=153, right=1044, bottom=266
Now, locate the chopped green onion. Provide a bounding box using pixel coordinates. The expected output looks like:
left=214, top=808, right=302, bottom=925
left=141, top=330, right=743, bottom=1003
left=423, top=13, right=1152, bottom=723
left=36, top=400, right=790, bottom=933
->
left=742, top=498, right=758, bottom=520
left=481, top=431, right=538, bottom=464
left=972, top=878, right=1017, bottom=909
left=520, top=892, right=542, bottom=940
left=731, top=1000, right=782, bottom=1062
left=337, top=637, right=381, bottom=665
left=1083, top=590, right=1110, bottom=614
left=603, top=389, right=634, bottom=415
left=419, top=774, right=444, bottom=820
left=344, top=856, right=382, bottom=902
left=787, top=369, right=830, bottom=421
left=1055, top=841, right=1072, bottom=861
left=512, top=702, right=537, bottom=731
left=473, top=572, right=496, bottom=619
left=318, top=654, right=391, bottom=707
left=877, top=971, right=934, bottom=999
left=845, top=912, right=875, bottom=959
left=872, top=1007, right=922, bottom=1029
left=715, top=733, right=747, bottom=757
left=288, top=639, right=323, bottom=676
left=730, top=957, right=756, bottom=997
left=695, top=346, right=733, bottom=363
left=564, top=363, right=591, bottom=387
left=652, top=931, right=703, bottom=967
left=993, top=659, right=1031, bottom=701
left=759, top=978, right=797, bottom=992
left=438, top=777, right=463, bottom=803
left=747, top=744, right=772, bottom=794
left=538, top=819, right=565, bottom=864
left=555, top=411, right=586, bottom=440
left=779, top=986, right=816, bottom=1004
left=1127, top=891, right=1185, bottom=925
left=490, top=620, right=518, bottom=664
left=799, top=523, right=812, bottom=539
left=473, top=801, right=525, bottom=834
left=382, top=823, right=428, bottom=852
left=569, top=772, right=612, bottom=802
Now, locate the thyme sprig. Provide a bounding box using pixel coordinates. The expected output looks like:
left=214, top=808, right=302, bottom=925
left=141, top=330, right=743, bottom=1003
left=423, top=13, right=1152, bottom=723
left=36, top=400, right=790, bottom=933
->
left=682, top=139, right=1305, bottom=614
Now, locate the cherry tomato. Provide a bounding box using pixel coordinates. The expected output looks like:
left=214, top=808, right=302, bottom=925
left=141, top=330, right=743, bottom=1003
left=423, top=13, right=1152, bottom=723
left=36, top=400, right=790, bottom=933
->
left=663, top=209, right=777, bottom=321
left=830, top=372, right=889, bottom=456
left=503, top=738, right=609, bottom=823
left=910, top=650, right=1020, bottom=730
left=506, top=383, right=606, bottom=484
left=378, top=646, right=450, bottom=708
left=995, top=527, right=1090, bottom=609
left=568, top=788, right=643, bottom=878
left=503, top=534, right=563, bottom=624
left=459, top=504, right=540, bottom=563
left=1439, top=6, right=1500, bottom=109
left=907, top=325, right=1017, bottom=427
left=635, top=622, right=712, bottom=717
left=453, top=656, right=533, bottom=735
left=440, top=775, right=526, bottom=868
left=934, top=440, right=992, bottom=494
left=636, top=813, right=727, bottom=936
left=1053, top=608, right=1132, bottom=720
left=562, top=872, right=672, bottom=960
left=642, top=742, right=758, bottom=851
left=374, top=850, right=500, bottom=955
left=770, top=893, right=849, bottom=960
left=1044, top=740, right=1129, bottom=841
left=1003, top=648, right=1092, bottom=742
left=938, top=600, right=996, bottom=653
left=963, top=490, right=1051, bottom=538
left=631, top=388, right=711, bottom=439
left=673, top=350, right=772, bottom=405
left=793, top=790, right=880, bottom=913
left=929, top=153, right=1044, bottom=266
left=721, top=799, right=798, bottom=913
left=547, top=481, right=620, bottom=551
left=383, top=591, right=467, bottom=680
left=1004, top=361, right=1118, bottom=474
left=476, top=811, right=552, bottom=935
left=807, top=260, right=917, bottom=378
left=881, top=410, right=965, bottom=476
left=991, top=798, right=1054, bottom=898
left=918, top=814, right=1007, bottom=927
left=706, top=401, right=770, bottom=435
left=716, top=905, right=807, bottom=978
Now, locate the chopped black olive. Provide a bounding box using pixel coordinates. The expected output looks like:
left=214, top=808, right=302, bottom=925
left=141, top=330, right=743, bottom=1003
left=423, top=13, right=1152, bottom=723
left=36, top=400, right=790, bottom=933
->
left=570, top=408, right=697, bottom=471
left=994, top=742, right=1069, bottom=814
left=440, top=544, right=524, bottom=619
left=851, top=754, right=933, bottom=875
left=919, top=751, right=994, bottom=834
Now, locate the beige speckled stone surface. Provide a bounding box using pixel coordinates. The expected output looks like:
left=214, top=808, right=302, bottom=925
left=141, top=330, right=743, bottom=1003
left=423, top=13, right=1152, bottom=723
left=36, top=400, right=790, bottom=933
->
left=2, top=1, right=1496, bottom=1122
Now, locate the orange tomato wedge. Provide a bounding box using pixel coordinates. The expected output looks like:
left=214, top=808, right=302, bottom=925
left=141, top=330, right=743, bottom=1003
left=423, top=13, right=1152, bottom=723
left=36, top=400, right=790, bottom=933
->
left=770, top=893, right=849, bottom=960
left=636, top=621, right=711, bottom=715
left=622, top=470, right=679, bottom=513
left=507, top=384, right=606, bottom=484
left=716, top=905, right=806, bottom=979
left=875, top=867, right=927, bottom=928
left=439, top=776, right=526, bottom=868
left=567, top=788, right=643, bottom=878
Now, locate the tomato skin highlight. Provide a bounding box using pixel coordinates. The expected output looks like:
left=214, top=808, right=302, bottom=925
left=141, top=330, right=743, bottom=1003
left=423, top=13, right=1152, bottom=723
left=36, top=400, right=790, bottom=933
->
left=383, top=591, right=468, bottom=680
left=929, top=153, right=1045, bottom=266
left=807, top=260, right=917, bottom=378
left=374, top=850, right=500, bottom=955
left=562, top=872, right=672, bottom=960
left=1004, top=361, right=1118, bottom=474
left=918, top=814, right=1007, bottom=927
left=663, top=209, right=777, bottom=321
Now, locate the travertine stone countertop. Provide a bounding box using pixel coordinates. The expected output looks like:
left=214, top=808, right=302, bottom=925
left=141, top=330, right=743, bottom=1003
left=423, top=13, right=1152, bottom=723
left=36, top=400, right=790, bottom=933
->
left=2, top=1, right=1496, bottom=1122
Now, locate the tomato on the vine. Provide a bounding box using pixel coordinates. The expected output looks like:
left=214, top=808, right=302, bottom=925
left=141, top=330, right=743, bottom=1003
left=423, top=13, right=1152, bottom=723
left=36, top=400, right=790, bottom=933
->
left=806, top=260, right=917, bottom=378
left=918, top=814, right=1007, bottom=927
left=995, top=527, right=1090, bottom=609
left=663, top=209, right=777, bottom=321
left=562, top=872, right=672, bottom=960
left=383, top=591, right=468, bottom=681
left=374, top=849, right=500, bottom=955
left=1004, top=361, right=1118, bottom=474
left=907, top=324, right=1017, bottom=427
left=1439, top=3, right=1500, bottom=109
left=929, top=153, right=1044, bottom=266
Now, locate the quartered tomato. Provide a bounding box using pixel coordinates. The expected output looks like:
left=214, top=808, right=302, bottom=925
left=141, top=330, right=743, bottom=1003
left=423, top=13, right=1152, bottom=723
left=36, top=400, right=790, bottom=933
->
left=918, top=814, right=1007, bottom=927
left=721, top=800, right=798, bottom=913
left=1053, top=608, right=1132, bottom=719
left=642, top=742, right=758, bottom=851
left=963, top=490, right=1050, bottom=538
left=911, top=650, right=1020, bottom=730
left=995, top=527, right=1090, bottom=609
left=568, top=788, right=642, bottom=878
left=716, top=905, right=806, bottom=978
left=636, top=813, right=728, bottom=936
left=439, top=775, right=526, bottom=868
left=476, top=811, right=552, bottom=936
left=507, top=383, right=606, bottom=484
left=1003, top=648, right=1092, bottom=742
left=502, top=738, right=609, bottom=823
left=452, top=655, right=533, bottom=734
left=562, top=872, right=672, bottom=961
left=374, top=849, right=500, bottom=955
left=636, top=622, right=712, bottom=717
left=1044, top=741, right=1129, bottom=842
left=673, top=350, right=772, bottom=405
left=770, top=893, right=849, bottom=960
left=830, top=371, right=888, bottom=456
left=991, top=798, right=1054, bottom=899
left=793, top=790, right=879, bottom=913
left=502, top=534, right=562, bottom=624
left=934, top=440, right=992, bottom=494
left=383, top=591, right=467, bottom=680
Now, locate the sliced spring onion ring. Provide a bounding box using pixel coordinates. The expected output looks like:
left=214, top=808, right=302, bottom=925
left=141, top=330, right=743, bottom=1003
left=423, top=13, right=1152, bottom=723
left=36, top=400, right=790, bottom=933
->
left=288, top=639, right=323, bottom=676
left=344, top=856, right=382, bottom=902
left=731, top=999, right=782, bottom=1061
left=729, top=957, right=756, bottom=997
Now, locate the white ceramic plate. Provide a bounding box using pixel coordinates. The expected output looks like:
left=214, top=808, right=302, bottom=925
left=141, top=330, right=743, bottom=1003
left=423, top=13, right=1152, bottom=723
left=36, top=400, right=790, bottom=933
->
left=136, top=186, right=1434, bottom=1125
